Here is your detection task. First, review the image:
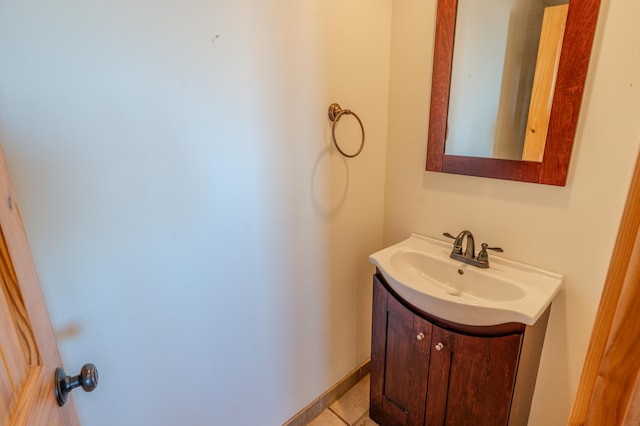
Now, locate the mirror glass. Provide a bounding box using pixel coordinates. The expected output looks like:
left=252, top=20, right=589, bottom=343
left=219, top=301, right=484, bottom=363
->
left=426, top=0, right=601, bottom=186
left=446, top=0, right=569, bottom=161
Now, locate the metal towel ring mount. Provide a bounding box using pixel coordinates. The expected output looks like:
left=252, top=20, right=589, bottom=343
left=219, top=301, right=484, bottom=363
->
left=328, top=103, right=365, bottom=158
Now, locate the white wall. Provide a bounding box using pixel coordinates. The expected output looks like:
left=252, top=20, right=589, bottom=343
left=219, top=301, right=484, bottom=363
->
left=0, top=1, right=391, bottom=424
left=385, top=0, right=640, bottom=424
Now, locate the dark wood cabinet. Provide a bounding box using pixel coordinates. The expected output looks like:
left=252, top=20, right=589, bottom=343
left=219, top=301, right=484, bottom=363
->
left=370, top=272, right=550, bottom=426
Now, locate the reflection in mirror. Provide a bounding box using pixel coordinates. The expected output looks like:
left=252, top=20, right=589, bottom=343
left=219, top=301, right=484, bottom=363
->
left=446, top=0, right=569, bottom=161
left=426, top=0, right=602, bottom=186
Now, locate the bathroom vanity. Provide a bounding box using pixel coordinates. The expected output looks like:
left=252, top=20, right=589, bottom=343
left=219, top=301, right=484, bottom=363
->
left=370, top=273, right=549, bottom=425
left=368, top=234, right=562, bottom=425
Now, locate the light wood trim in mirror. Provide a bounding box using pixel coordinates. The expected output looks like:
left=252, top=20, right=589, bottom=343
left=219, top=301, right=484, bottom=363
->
left=426, top=0, right=602, bottom=186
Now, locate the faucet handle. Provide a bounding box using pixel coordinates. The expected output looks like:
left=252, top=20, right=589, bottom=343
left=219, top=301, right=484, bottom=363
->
left=477, top=243, right=503, bottom=266
left=480, top=243, right=503, bottom=253
left=443, top=232, right=463, bottom=255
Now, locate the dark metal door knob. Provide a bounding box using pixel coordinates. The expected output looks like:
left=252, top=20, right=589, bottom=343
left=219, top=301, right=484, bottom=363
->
left=54, top=363, right=99, bottom=406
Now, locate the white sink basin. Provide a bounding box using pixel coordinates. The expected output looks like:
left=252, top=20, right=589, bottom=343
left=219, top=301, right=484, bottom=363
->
left=369, top=234, right=563, bottom=326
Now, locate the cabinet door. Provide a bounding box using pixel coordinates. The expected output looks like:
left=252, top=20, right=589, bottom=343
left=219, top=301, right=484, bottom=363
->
left=428, top=326, right=522, bottom=426
left=371, top=276, right=432, bottom=426
left=424, top=326, right=453, bottom=425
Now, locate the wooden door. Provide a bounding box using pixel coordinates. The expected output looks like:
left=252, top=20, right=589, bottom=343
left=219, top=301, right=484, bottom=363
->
left=0, top=146, right=79, bottom=425
left=370, top=275, right=431, bottom=426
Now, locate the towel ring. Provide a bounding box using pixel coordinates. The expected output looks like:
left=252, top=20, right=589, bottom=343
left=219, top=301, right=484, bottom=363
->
left=328, top=103, right=365, bottom=158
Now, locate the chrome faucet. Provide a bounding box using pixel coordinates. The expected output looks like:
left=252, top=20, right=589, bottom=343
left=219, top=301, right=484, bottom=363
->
left=443, top=231, right=503, bottom=268
left=444, top=230, right=475, bottom=258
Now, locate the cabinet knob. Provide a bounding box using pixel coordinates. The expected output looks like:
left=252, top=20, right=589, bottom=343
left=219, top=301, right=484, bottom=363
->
left=417, top=332, right=425, bottom=341
left=435, top=342, right=444, bottom=351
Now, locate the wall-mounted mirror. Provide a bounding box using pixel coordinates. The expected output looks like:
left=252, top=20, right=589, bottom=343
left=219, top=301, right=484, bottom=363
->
left=426, top=0, right=602, bottom=185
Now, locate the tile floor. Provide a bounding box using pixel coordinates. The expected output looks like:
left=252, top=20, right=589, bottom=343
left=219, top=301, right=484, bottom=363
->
left=307, top=375, right=379, bottom=426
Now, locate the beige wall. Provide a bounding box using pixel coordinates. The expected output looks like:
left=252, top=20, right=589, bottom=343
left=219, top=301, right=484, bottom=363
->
left=385, top=0, right=640, bottom=424
left=0, top=1, right=391, bottom=424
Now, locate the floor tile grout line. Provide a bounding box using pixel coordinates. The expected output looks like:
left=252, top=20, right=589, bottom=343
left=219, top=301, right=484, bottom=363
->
left=328, top=406, right=350, bottom=425
left=305, top=374, right=374, bottom=425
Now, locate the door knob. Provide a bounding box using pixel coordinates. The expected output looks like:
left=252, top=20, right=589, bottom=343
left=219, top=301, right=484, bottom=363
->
left=54, top=363, right=99, bottom=406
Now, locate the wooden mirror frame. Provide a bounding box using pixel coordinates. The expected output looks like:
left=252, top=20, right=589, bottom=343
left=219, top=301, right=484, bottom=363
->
left=426, top=0, right=602, bottom=186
